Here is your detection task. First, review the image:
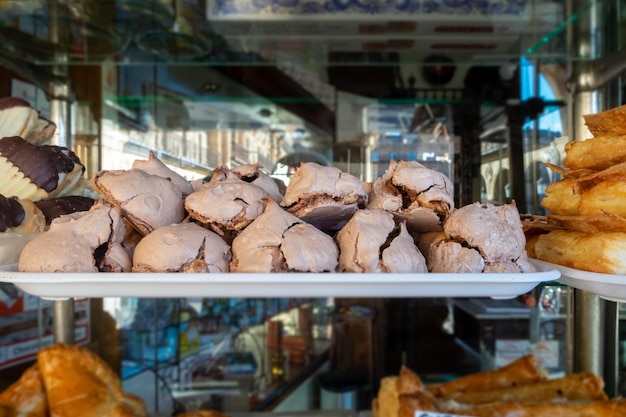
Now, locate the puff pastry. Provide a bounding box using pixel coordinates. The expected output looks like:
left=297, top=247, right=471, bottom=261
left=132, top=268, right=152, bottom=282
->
left=446, top=372, right=607, bottom=404
left=426, top=355, right=547, bottom=398
left=535, top=229, right=626, bottom=274
left=441, top=398, right=626, bottom=417
left=0, top=363, right=47, bottom=417
left=37, top=343, right=147, bottom=417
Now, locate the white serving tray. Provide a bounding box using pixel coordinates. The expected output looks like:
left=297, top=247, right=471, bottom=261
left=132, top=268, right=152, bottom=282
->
left=531, top=259, right=626, bottom=303
left=0, top=263, right=559, bottom=300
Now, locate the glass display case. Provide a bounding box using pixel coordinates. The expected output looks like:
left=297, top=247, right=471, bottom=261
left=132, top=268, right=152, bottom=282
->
left=1, top=0, right=626, bottom=415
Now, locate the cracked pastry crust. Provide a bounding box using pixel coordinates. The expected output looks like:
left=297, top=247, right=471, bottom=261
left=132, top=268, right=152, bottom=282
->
left=230, top=198, right=338, bottom=272
left=132, top=151, right=194, bottom=197
left=37, top=344, right=147, bottom=417
left=280, top=162, right=368, bottom=232
left=18, top=202, right=131, bottom=272
left=368, top=160, right=454, bottom=233
left=92, top=168, right=185, bottom=236
left=337, top=209, right=427, bottom=273
left=132, top=222, right=231, bottom=273
left=185, top=171, right=270, bottom=236
left=424, top=202, right=536, bottom=273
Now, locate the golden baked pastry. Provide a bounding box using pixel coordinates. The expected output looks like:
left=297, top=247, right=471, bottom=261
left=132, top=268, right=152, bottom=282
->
left=373, top=365, right=437, bottom=417
left=563, top=135, right=626, bottom=171
left=583, top=102, right=626, bottom=137
left=426, top=354, right=547, bottom=398
left=441, top=398, right=626, bottom=417
left=446, top=372, right=607, bottom=404
left=534, top=229, right=626, bottom=274
left=0, top=363, right=47, bottom=417
left=37, top=343, right=147, bottom=417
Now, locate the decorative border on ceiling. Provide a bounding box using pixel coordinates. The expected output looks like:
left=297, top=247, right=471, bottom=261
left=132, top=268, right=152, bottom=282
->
left=209, top=0, right=528, bottom=17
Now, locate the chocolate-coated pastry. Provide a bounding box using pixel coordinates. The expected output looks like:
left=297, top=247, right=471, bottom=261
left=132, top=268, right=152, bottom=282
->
left=0, top=136, right=85, bottom=201
left=0, top=194, right=46, bottom=233
left=34, top=195, right=96, bottom=225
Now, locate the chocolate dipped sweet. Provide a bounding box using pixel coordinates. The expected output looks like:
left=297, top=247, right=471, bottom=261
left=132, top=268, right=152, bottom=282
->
left=0, top=136, right=85, bottom=201
left=0, top=194, right=46, bottom=233
left=0, top=97, right=56, bottom=145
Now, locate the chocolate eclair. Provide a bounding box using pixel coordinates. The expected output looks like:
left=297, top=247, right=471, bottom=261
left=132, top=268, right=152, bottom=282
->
left=0, top=194, right=46, bottom=233
left=0, top=97, right=56, bottom=145
left=0, top=136, right=85, bottom=201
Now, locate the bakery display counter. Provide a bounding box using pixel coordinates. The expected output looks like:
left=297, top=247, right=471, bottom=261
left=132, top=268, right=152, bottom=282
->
left=0, top=264, right=560, bottom=300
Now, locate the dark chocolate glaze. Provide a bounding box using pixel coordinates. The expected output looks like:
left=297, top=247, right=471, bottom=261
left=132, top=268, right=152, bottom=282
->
left=35, top=196, right=96, bottom=225
left=0, top=194, right=25, bottom=232
left=0, top=136, right=84, bottom=193
left=0, top=97, right=30, bottom=111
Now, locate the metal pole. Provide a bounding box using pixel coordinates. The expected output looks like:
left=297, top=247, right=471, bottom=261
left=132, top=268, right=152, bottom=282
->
left=48, top=0, right=76, bottom=344
left=566, top=0, right=605, bottom=378
left=53, top=299, right=75, bottom=344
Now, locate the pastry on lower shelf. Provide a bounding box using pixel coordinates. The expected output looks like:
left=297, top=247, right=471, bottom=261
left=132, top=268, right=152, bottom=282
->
left=425, top=201, right=536, bottom=273
left=336, top=209, right=428, bottom=273
left=426, top=354, right=547, bottom=398
left=230, top=198, right=338, bottom=272
left=372, top=365, right=437, bottom=417
left=37, top=343, right=147, bottom=417
left=0, top=97, right=56, bottom=145
left=92, top=168, right=185, bottom=236
left=132, top=222, right=231, bottom=273
left=0, top=363, right=47, bottom=417
left=185, top=171, right=270, bottom=236
left=280, top=162, right=368, bottom=232
left=0, top=136, right=86, bottom=202
left=440, top=398, right=626, bottom=417
left=0, top=194, right=46, bottom=233
left=367, top=160, right=454, bottom=233
left=132, top=150, right=194, bottom=197
left=211, top=164, right=283, bottom=202
left=18, top=202, right=131, bottom=272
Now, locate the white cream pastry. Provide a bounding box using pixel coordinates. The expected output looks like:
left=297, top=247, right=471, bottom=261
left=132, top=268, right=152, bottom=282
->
left=336, top=209, right=428, bottom=273
left=230, top=198, right=339, bottom=272
left=185, top=171, right=269, bottom=236
left=368, top=160, right=454, bottom=233
left=18, top=202, right=131, bottom=272
left=132, top=222, right=231, bottom=273
left=92, top=168, right=185, bottom=236
left=280, top=162, right=368, bottom=231
left=426, top=202, right=536, bottom=273
left=0, top=97, right=56, bottom=145
left=132, top=151, right=194, bottom=197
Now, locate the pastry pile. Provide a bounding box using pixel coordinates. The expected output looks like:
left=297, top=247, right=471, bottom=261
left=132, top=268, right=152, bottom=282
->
left=373, top=355, right=625, bottom=417
left=16, top=150, right=536, bottom=274
left=0, top=343, right=148, bottom=417
left=0, top=98, right=99, bottom=237
left=527, top=104, right=626, bottom=274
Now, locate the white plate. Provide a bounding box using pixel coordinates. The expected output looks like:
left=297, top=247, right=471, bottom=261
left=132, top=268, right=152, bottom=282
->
left=530, top=259, right=626, bottom=303
left=0, top=264, right=559, bottom=300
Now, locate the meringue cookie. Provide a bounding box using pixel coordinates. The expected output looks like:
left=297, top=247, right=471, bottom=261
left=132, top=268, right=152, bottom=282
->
left=185, top=172, right=269, bottom=235
left=231, top=198, right=338, bottom=272
left=337, top=209, right=427, bottom=273
left=92, top=169, right=185, bottom=236
left=132, top=222, right=231, bottom=273
left=281, top=162, right=368, bottom=231
left=132, top=151, right=194, bottom=197
left=368, top=160, right=454, bottom=233
left=211, top=164, right=283, bottom=202
left=19, top=202, right=131, bottom=272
